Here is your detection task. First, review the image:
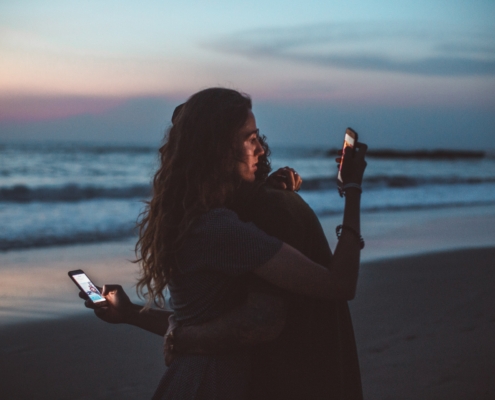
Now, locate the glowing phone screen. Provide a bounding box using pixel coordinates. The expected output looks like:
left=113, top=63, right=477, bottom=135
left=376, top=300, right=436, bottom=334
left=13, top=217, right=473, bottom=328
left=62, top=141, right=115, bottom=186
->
left=72, top=273, right=106, bottom=304
left=337, top=133, right=356, bottom=183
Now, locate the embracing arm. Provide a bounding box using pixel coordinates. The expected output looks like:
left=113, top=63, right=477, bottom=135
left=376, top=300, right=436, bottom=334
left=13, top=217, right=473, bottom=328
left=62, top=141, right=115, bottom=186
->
left=254, top=193, right=360, bottom=300
left=171, top=291, right=287, bottom=355
left=125, top=304, right=172, bottom=336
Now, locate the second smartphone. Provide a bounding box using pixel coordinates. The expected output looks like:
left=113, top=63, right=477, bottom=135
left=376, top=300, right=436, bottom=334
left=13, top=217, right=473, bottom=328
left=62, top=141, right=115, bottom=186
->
left=337, top=127, right=359, bottom=185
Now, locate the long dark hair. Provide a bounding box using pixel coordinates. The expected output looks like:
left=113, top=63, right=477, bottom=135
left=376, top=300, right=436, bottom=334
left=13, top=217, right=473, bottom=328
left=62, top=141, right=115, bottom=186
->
left=135, top=88, right=271, bottom=307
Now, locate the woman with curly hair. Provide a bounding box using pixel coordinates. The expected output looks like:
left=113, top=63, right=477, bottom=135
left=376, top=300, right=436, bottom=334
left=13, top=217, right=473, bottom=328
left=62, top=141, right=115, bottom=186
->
left=81, top=87, right=367, bottom=399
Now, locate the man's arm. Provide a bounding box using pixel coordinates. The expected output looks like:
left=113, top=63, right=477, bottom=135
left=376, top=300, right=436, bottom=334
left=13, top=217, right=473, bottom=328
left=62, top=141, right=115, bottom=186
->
left=125, top=303, right=172, bottom=336
left=171, top=290, right=287, bottom=355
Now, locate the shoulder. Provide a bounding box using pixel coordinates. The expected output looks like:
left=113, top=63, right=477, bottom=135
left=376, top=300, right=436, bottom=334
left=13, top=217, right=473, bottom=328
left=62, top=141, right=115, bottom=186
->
left=252, top=184, right=318, bottom=223
left=193, top=206, right=282, bottom=245
left=194, top=207, right=242, bottom=234
left=243, top=184, right=331, bottom=261
left=180, top=207, right=283, bottom=275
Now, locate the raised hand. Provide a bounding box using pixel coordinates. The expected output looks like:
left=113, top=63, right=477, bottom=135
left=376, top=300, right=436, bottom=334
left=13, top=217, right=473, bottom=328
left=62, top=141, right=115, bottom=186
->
left=336, top=142, right=368, bottom=185
left=266, top=166, right=303, bottom=191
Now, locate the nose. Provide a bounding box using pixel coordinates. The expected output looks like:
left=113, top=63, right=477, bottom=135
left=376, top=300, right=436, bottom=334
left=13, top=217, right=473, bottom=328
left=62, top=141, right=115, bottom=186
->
left=255, top=139, right=264, bottom=156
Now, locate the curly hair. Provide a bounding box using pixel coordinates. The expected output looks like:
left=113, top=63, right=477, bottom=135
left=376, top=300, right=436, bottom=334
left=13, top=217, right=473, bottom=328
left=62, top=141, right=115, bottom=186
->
left=135, top=88, right=271, bottom=308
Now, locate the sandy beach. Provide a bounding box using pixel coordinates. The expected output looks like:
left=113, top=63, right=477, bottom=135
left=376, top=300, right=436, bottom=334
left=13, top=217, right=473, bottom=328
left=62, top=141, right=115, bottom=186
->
left=1, top=206, right=495, bottom=399
left=353, top=247, right=495, bottom=400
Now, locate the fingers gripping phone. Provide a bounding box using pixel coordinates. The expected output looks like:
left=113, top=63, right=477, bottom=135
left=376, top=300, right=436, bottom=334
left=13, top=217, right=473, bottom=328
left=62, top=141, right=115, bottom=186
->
left=68, top=269, right=108, bottom=307
left=337, top=127, right=358, bottom=185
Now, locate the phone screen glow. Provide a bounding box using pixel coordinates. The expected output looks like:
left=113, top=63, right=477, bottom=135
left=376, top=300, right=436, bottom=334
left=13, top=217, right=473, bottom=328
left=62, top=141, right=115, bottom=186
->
left=338, top=133, right=355, bottom=183
left=72, top=273, right=106, bottom=303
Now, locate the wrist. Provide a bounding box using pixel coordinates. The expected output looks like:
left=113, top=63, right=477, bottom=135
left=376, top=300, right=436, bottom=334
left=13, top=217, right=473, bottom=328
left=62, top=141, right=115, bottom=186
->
left=343, top=189, right=361, bottom=206
left=336, top=224, right=365, bottom=249
left=124, top=303, right=142, bottom=325
left=338, top=182, right=362, bottom=198
left=343, top=186, right=362, bottom=195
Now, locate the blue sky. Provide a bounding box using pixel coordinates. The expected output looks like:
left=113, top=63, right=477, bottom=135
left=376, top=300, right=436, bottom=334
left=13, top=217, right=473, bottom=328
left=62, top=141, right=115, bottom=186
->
left=1, top=0, right=494, bottom=148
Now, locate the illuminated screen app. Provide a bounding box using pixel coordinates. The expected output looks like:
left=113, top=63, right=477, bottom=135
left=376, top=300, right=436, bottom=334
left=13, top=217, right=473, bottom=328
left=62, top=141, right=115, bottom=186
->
left=73, top=274, right=106, bottom=303
left=338, top=133, right=355, bottom=183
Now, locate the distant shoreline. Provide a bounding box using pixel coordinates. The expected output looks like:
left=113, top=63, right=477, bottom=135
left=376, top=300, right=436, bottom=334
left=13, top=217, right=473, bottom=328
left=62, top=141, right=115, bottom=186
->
left=2, top=141, right=493, bottom=159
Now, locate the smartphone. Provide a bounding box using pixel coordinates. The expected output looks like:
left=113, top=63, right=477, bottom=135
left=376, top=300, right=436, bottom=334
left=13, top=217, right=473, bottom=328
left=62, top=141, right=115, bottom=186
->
left=337, top=127, right=359, bottom=185
left=68, top=269, right=108, bottom=307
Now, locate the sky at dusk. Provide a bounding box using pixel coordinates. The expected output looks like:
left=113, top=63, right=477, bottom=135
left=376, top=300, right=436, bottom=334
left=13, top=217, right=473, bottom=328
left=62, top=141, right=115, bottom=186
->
left=1, top=0, right=494, bottom=149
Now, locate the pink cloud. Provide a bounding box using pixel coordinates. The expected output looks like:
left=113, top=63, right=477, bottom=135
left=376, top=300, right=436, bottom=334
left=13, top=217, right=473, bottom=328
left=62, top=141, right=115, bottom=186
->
left=0, top=95, right=127, bottom=122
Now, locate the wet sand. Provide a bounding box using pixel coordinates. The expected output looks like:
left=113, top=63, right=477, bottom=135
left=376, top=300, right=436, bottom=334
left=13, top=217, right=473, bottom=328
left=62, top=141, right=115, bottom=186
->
left=1, top=247, right=494, bottom=399
left=0, top=314, right=164, bottom=399
left=352, top=247, right=495, bottom=400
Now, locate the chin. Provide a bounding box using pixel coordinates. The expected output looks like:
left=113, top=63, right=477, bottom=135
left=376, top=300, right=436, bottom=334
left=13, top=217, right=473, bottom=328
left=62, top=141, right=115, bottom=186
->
left=241, top=174, right=256, bottom=183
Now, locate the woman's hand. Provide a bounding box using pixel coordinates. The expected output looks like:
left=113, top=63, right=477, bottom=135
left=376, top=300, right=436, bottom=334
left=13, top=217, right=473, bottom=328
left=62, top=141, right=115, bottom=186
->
left=336, top=142, right=368, bottom=185
left=79, top=284, right=134, bottom=324
left=266, top=167, right=302, bottom=191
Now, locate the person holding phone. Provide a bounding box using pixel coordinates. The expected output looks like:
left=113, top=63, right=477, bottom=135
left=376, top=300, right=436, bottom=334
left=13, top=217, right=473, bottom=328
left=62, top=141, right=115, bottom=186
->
left=80, top=87, right=367, bottom=399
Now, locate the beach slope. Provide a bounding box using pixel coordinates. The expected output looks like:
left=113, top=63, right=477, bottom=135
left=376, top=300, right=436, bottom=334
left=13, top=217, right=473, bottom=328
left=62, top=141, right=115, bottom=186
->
left=352, top=247, right=495, bottom=400
left=1, top=247, right=494, bottom=399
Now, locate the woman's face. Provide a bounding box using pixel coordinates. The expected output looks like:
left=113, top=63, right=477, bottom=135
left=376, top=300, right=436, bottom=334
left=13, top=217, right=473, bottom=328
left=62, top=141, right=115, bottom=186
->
left=235, top=111, right=265, bottom=182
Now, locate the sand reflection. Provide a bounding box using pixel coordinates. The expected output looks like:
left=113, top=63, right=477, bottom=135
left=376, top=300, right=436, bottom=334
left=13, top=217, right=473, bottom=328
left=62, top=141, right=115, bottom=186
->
left=0, top=240, right=140, bottom=326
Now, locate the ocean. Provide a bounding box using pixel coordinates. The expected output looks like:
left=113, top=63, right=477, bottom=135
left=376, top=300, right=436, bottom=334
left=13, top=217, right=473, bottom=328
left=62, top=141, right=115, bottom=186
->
left=2, top=142, right=495, bottom=252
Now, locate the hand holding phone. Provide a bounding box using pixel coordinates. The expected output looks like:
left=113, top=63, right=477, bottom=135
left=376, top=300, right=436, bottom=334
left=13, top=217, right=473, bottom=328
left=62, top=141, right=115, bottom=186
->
left=70, top=270, right=134, bottom=324
left=337, top=127, right=358, bottom=185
